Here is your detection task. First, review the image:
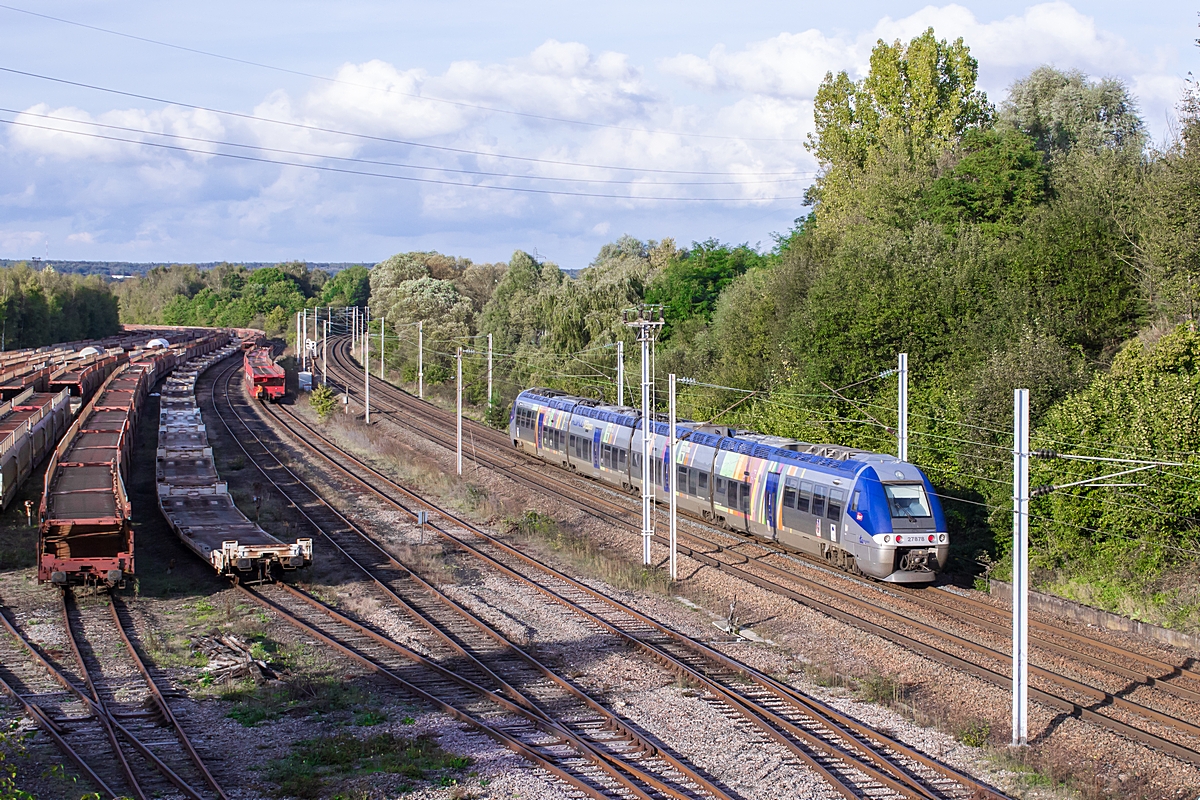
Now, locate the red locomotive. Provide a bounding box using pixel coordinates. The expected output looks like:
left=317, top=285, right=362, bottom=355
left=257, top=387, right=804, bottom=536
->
left=244, top=346, right=285, bottom=402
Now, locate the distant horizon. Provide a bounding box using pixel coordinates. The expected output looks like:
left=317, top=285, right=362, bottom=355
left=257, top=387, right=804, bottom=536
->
left=0, top=257, right=374, bottom=277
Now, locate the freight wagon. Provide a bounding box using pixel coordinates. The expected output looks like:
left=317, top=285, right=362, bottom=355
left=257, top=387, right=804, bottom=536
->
left=0, top=388, right=71, bottom=508
left=244, top=346, right=285, bottom=402
left=158, top=341, right=312, bottom=581
left=37, top=330, right=231, bottom=587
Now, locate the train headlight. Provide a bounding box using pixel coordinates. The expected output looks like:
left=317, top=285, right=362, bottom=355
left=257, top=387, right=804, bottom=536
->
left=939, top=534, right=946, bottom=543
left=883, top=535, right=891, bottom=543
left=928, top=535, right=935, bottom=543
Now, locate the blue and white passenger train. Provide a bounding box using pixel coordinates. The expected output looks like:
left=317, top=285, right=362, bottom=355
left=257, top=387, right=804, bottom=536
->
left=511, top=388, right=948, bottom=583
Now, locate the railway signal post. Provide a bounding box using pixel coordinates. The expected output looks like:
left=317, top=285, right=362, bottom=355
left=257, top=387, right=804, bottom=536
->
left=623, top=304, right=664, bottom=566
left=669, top=372, right=677, bottom=580
left=323, top=319, right=328, bottom=385
left=364, top=312, right=371, bottom=424
left=418, top=321, right=424, bottom=399
left=456, top=347, right=463, bottom=475
left=1012, top=388, right=1030, bottom=747
left=617, top=340, right=624, bottom=406
left=487, top=333, right=493, bottom=412
left=380, top=315, right=385, bottom=379
left=898, top=353, right=909, bottom=462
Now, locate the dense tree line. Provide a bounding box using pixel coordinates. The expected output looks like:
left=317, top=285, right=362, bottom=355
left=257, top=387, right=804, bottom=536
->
left=369, top=30, right=1200, bottom=624
left=0, top=263, right=118, bottom=348
left=114, top=262, right=370, bottom=338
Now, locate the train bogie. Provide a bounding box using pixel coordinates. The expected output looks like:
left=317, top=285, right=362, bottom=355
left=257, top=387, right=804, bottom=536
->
left=512, top=388, right=949, bottom=583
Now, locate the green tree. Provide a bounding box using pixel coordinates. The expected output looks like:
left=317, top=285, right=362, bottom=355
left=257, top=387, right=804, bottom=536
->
left=809, top=28, right=992, bottom=222
left=1000, top=66, right=1144, bottom=157
left=646, top=238, right=769, bottom=331
left=318, top=265, right=371, bottom=308
left=920, top=128, right=1050, bottom=234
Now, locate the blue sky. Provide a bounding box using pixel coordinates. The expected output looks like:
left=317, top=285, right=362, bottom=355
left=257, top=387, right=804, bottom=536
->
left=0, top=2, right=1195, bottom=268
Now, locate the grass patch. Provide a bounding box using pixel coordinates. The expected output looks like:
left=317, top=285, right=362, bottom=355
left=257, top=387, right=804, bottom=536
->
left=223, top=675, right=371, bottom=727
left=504, top=510, right=675, bottom=595
left=354, top=710, right=387, bottom=727
left=263, top=732, right=470, bottom=798
left=954, top=719, right=991, bottom=748
left=856, top=671, right=909, bottom=706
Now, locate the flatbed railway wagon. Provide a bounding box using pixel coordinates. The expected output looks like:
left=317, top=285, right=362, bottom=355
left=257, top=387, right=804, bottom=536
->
left=512, top=388, right=949, bottom=584
left=0, top=364, right=52, bottom=401
left=158, top=342, right=312, bottom=581
left=244, top=345, right=285, bottom=402
left=0, top=388, right=71, bottom=508
left=49, top=354, right=126, bottom=416
left=36, top=331, right=230, bottom=586
left=37, top=363, right=152, bottom=587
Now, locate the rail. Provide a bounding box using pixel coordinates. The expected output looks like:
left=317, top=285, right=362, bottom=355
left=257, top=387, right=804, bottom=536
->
left=324, top=335, right=1200, bottom=771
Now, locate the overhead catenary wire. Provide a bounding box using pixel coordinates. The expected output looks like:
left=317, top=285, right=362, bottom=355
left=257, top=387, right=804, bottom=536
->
left=0, top=3, right=808, bottom=144
left=0, top=66, right=807, bottom=177
left=0, top=107, right=809, bottom=187
left=372, top=332, right=1200, bottom=559
left=0, top=117, right=805, bottom=203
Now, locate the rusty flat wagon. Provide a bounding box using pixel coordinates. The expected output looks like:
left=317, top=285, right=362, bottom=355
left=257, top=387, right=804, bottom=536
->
left=157, top=341, right=311, bottom=581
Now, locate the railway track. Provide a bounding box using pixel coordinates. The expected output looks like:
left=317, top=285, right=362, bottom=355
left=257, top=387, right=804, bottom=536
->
left=232, top=359, right=1003, bottom=798
left=324, top=336, right=1200, bottom=768
left=210, top=361, right=727, bottom=800
left=0, top=590, right=226, bottom=800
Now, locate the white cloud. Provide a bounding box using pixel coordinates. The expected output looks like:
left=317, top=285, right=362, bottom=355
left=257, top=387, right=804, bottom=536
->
left=662, top=30, right=856, bottom=97
left=11, top=103, right=228, bottom=161
left=660, top=3, right=1175, bottom=107
left=66, top=232, right=93, bottom=244
left=0, top=230, right=45, bottom=253
left=0, top=4, right=1185, bottom=265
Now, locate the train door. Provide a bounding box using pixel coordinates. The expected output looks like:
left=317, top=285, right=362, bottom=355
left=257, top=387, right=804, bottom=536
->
left=764, top=471, right=780, bottom=541
left=662, top=444, right=671, bottom=495
left=536, top=411, right=545, bottom=455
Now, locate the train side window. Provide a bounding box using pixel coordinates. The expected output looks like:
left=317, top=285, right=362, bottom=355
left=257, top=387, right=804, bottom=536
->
left=740, top=481, right=750, bottom=513
left=632, top=452, right=641, bottom=472
left=783, top=476, right=798, bottom=508
left=811, top=485, right=827, bottom=518
left=677, top=464, right=688, bottom=493
left=688, top=467, right=698, bottom=496
left=726, top=480, right=738, bottom=508
left=697, top=471, right=709, bottom=495
left=827, top=488, right=844, bottom=520
left=798, top=481, right=813, bottom=513
left=619, top=449, right=627, bottom=470
left=715, top=476, right=726, bottom=501
left=584, top=439, right=592, bottom=462
left=851, top=490, right=860, bottom=512
left=569, top=434, right=577, bottom=455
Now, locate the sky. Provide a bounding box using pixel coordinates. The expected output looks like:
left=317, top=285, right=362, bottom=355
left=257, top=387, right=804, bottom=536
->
left=0, top=1, right=1195, bottom=269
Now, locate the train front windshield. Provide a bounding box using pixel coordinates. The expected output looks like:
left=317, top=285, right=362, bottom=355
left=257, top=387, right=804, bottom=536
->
left=883, top=484, right=932, bottom=518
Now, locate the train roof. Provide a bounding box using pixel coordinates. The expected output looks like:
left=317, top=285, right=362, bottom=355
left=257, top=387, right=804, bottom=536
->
left=516, top=387, right=894, bottom=477
left=247, top=362, right=285, bottom=378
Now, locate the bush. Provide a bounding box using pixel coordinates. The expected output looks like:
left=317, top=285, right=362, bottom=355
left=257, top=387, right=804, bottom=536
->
left=310, top=384, right=337, bottom=421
